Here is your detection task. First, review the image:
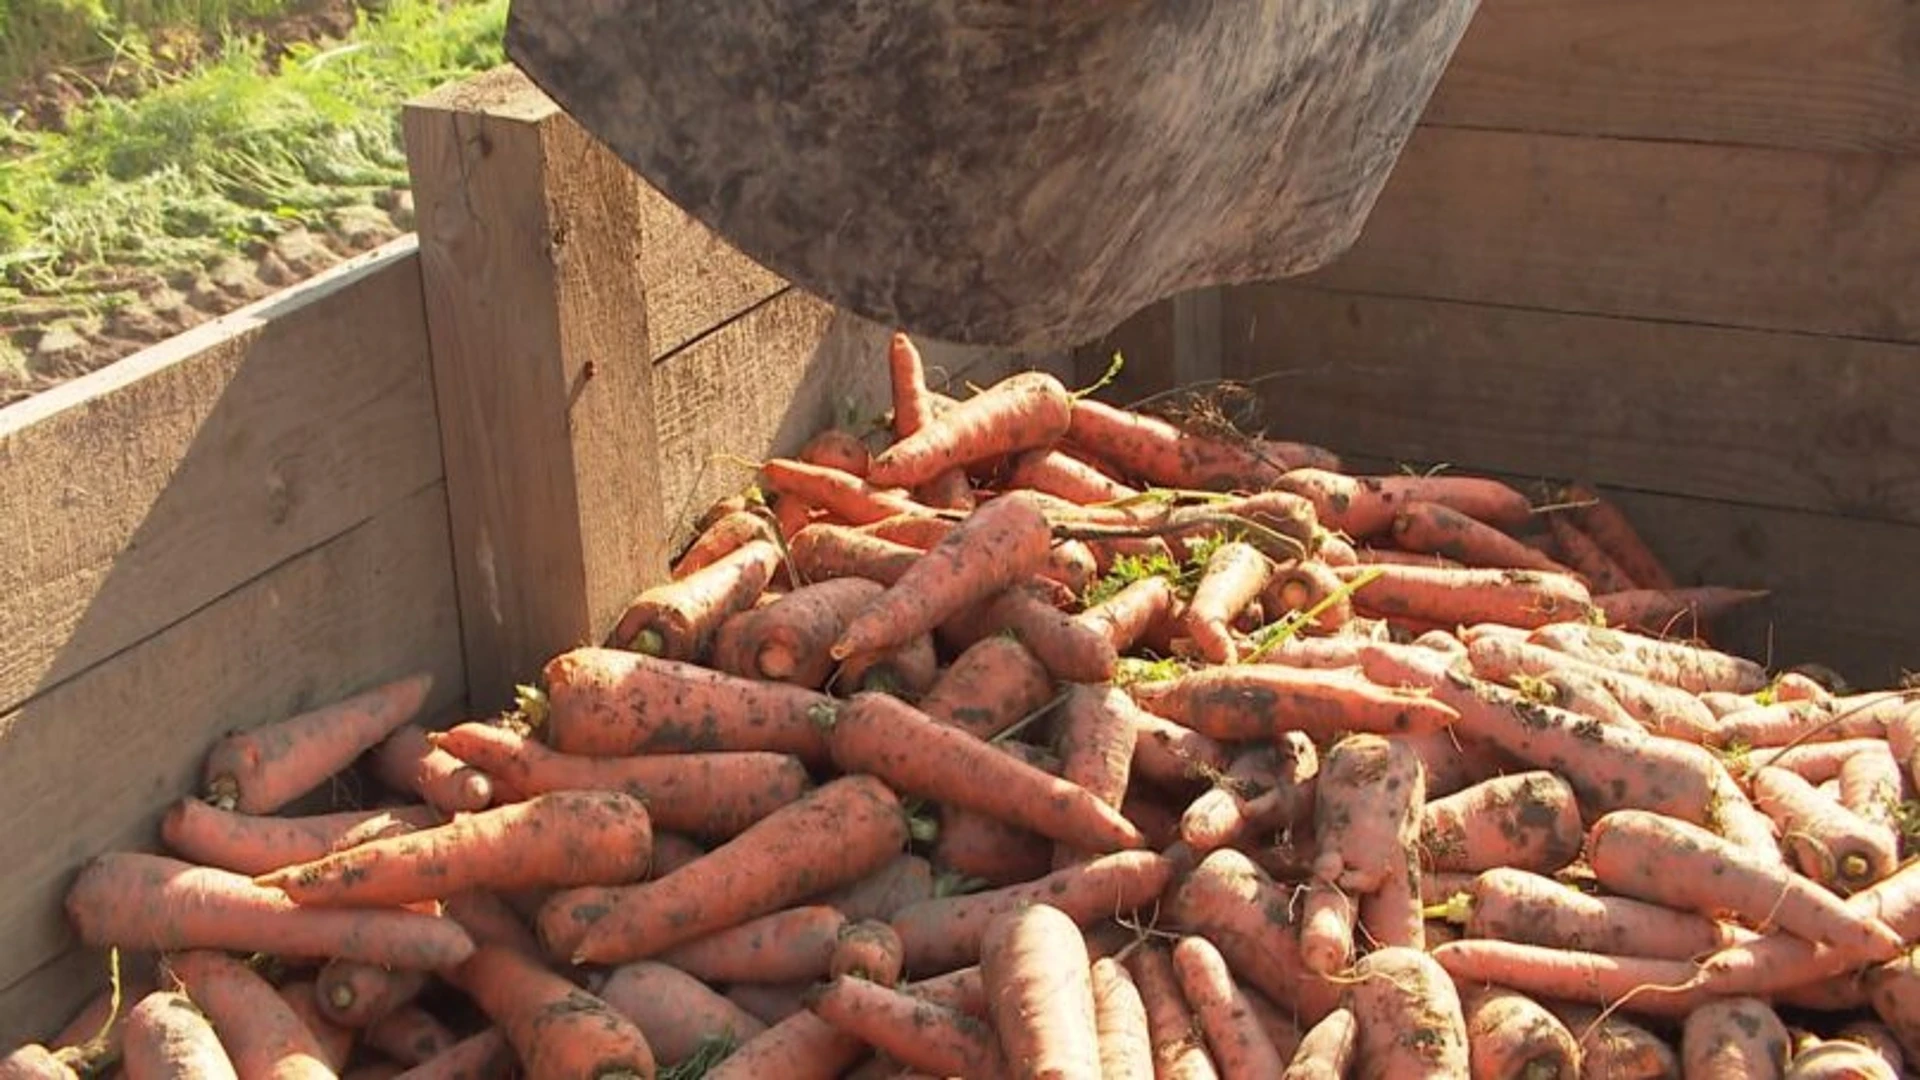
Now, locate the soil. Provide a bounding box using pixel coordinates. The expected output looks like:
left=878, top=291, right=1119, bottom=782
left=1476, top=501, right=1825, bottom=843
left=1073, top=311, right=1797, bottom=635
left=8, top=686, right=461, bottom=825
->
left=0, top=0, right=415, bottom=408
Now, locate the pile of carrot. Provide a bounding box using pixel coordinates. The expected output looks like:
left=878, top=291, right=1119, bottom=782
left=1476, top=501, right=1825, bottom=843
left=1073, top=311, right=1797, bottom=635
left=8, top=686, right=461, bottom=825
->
left=10, top=331, right=1920, bottom=1080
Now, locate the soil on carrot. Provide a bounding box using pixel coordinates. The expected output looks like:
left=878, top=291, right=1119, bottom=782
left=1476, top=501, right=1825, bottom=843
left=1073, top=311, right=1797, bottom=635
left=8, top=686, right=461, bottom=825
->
left=0, top=0, right=507, bottom=407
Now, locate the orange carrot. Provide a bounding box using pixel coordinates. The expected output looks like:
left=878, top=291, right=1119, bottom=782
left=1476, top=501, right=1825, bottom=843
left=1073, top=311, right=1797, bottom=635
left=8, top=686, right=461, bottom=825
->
left=275, top=979, right=354, bottom=1071
left=201, top=672, right=434, bottom=813
left=372, top=724, right=492, bottom=814
left=1172, top=936, right=1285, bottom=1079
left=760, top=457, right=933, bottom=525
left=916, top=635, right=1055, bottom=740
left=362, top=1007, right=457, bottom=1067
left=315, top=959, right=426, bottom=1028
left=1528, top=668, right=1645, bottom=734
left=1594, top=587, right=1769, bottom=635
left=1587, top=808, right=1902, bottom=962
left=712, top=577, right=885, bottom=687
left=1419, top=770, right=1582, bottom=875
left=1750, top=765, right=1897, bottom=895
left=542, top=647, right=831, bottom=764
left=655, top=905, right=846, bottom=985
left=834, top=631, right=939, bottom=700
left=609, top=538, right=782, bottom=657
left=1439, top=866, right=1744, bottom=961
left=1460, top=987, right=1581, bottom=1080
left=723, top=982, right=811, bottom=1028
left=67, top=852, right=474, bottom=969
left=797, top=427, right=874, bottom=478
left=959, top=578, right=1121, bottom=684
left=1064, top=396, right=1281, bottom=491
left=1681, top=996, right=1790, bottom=1080
left=164, top=950, right=336, bottom=1080
left=1078, top=575, right=1177, bottom=654
left=1356, top=546, right=1467, bottom=570
left=428, top=723, right=808, bottom=840
left=981, top=903, right=1102, bottom=1078
left=121, top=990, right=238, bottom=1080
left=1336, top=562, right=1594, bottom=629
left=1469, top=632, right=1719, bottom=743
left=934, top=764, right=1056, bottom=888
left=449, top=943, right=657, bottom=1080
left=889, top=850, right=1172, bottom=975
left=1132, top=662, right=1459, bottom=744
left=1178, top=541, right=1274, bottom=664
left=1052, top=683, right=1142, bottom=866
left=672, top=510, right=780, bottom=580
left=1341, top=947, right=1466, bottom=1078
left=254, top=790, right=653, bottom=907
left=1714, top=692, right=1908, bottom=749
left=805, top=976, right=1008, bottom=1078
left=1392, top=500, right=1566, bottom=574
left=700, top=1010, right=866, bottom=1080
left=596, top=961, right=767, bottom=1066
left=1699, top=857, right=1920, bottom=994
left=786, top=524, right=920, bottom=586
left=1358, top=845, right=1425, bottom=951
left=854, top=512, right=959, bottom=549
left=1788, top=1039, right=1899, bottom=1080
left=1261, top=560, right=1352, bottom=635
left=1276, top=469, right=1532, bottom=538
left=387, top=1027, right=512, bottom=1080
left=1039, top=538, right=1099, bottom=595
left=828, top=919, right=906, bottom=986
left=832, top=492, right=1055, bottom=661
left=1007, top=447, right=1141, bottom=505
left=1558, top=484, right=1676, bottom=591
left=1395, top=728, right=1501, bottom=799
left=1866, top=950, right=1920, bottom=1066
left=1090, top=957, right=1155, bottom=1080
left=1164, top=848, right=1338, bottom=1023
left=442, top=889, right=545, bottom=958
left=1838, top=741, right=1906, bottom=842
left=1546, top=513, right=1638, bottom=595
left=1180, top=741, right=1290, bottom=855
left=1310, top=733, right=1424, bottom=895
left=1124, top=941, right=1218, bottom=1080
left=0, top=1046, right=77, bottom=1080
left=868, top=370, right=1074, bottom=489
left=160, top=799, right=444, bottom=877
left=815, top=854, right=936, bottom=925
left=822, top=692, right=1145, bottom=855
left=1282, top=1007, right=1357, bottom=1080
left=566, top=775, right=908, bottom=966
left=1131, top=712, right=1233, bottom=795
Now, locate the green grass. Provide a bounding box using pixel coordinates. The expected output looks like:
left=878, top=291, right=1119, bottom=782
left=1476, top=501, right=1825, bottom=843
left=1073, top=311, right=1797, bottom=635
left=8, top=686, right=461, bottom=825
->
left=0, top=0, right=506, bottom=305
left=2, top=0, right=299, bottom=84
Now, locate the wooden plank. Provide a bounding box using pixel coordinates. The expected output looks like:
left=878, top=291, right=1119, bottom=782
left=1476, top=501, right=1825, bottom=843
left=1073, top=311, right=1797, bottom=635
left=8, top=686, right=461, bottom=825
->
left=1220, top=285, right=1920, bottom=525
left=1071, top=298, right=1179, bottom=404
left=637, top=184, right=785, bottom=360
left=1425, top=0, right=1920, bottom=155
left=0, top=482, right=463, bottom=1045
left=0, top=240, right=441, bottom=717
left=404, top=67, right=672, bottom=714
left=1300, top=126, right=1920, bottom=343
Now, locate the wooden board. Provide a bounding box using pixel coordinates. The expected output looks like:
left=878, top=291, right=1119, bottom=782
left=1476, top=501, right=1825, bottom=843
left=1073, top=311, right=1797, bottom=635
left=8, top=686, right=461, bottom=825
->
left=638, top=183, right=785, bottom=360
left=1424, top=0, right=1920, bottom=155
left=0, top=482, right=464, bottom=1045
left=1299, top=126, right=1920, bottom=343
left=1219, top=285, right=1920, bottom=525
left=0, top=240, right=442, bottom=718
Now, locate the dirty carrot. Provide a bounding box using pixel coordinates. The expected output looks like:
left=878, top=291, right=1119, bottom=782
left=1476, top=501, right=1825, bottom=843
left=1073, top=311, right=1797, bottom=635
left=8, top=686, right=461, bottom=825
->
left=1359, top=846, right=1425, bottom=951
left=1460, top=986, right=1581, bottom=1080
left=806, top=975, right=1008, bottom=1079
left=163, top=950, right=336, bottom=1080
left=1275, top=468, right=1532, bottom=537
left=828, top=919, right=905, bottom=986
left=1749, top=765, right=1897, bottom=895
left=700, top=1009, right=866, bottom=1080
left=1681, top=996, right=1790, bottom=1080
left=567, top=774, right=908, bottom=966
left=868, top=369, right=1074, bottom=489
left=361, top=1006, right=457, bottom=1067
left=609, top=537, right=782, bottom=657
left=1261, top=560, right=1353, bottom=634
left=672, top=509, right=780, bottom=580
left=759, top=458, right=933, bottom=526
left=1526, top=622, right=1767, bottom=694
left=713, top=577, right=885, bottom=687
left=1178, top=541, right=1274, bottom=664
left=1419, top=770, right=1583, bottom=875
left=1179, top=742, right=1285, bottom=855
left=429, top=723, right=809, bottom=840
left=656, top=905, right=846, bottom=985
left=1282, top=1007, right=1357, bottom=1080
left=1347, top=947, right=1469, bottom=1080
left=315, top=959, right=426, bottom=1028
left=915, top=634, right=1056, bottom=740
left=817, top=854, right=936, bottom=925
left=1435, top=866, right=1744, bottom=961
left=834, top=631, right=939, bottom=699
left=1007, top=447, right=1142, bottom=505
left=121, top=990, right=238, bottom=1080
left=1466, top=633, right=1719, bottom=742
left=201, top=672, right=434, bottom=814
left=1164, top=848, right=1337, bottom=1023
left=1592, top=587, right=1769, bottom=635
left=1052, top=683, right=1142, bottom=865
left=372, top=723, right=493, bottom=815
left=978, top=905, right=1103, bottom=1079
left=67, top=852, right=475, bottom=969
left=1312, top=733, right=1425, bottom=894
left=1558, top=484, right=1677, bottom=591
left=594, top=961, right=767, bottom=1066
left=159, top=799, right=443, bottom=877
left=276, top=979, right=354, bottom=1071
left=1131, top=711, right=1234, bottom=796
left=388, top=1027, right=513, bottom=1080
left=255, top=790, right=654, bottom=907
left=1392, top=500, right=1567, bottom=573
left=1128, top=663, right=1459, bottom=743
left=1125, top=941, right=1217, bottom=1080
left=450, top=943, right=657, bottom=1080
left=1078, top=575, right=1178, bottom=654
left=854, top=512, right=959, bottom=549
left=964, top=578, right=1121, bottom=683
left=1298, top=880, right=1355, bottom=977
left=1335, top=562, right=1594, bottom=629
left=785, top=524, right=921, bottom=586
left=1546, top=512, right=1638, bottom=595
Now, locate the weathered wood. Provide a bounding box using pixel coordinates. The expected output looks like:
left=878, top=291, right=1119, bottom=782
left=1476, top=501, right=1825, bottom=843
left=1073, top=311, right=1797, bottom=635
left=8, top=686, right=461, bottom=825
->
left=1301, top=126, right=1920, bottom=343
left=637, top=188, right=784, bottom=360
left=0, top=240, right=440, bottom=718
left=505, top=0, right=1481, bottom=351
left=1425, top=0, right=1920, bottom=155
left=1221, top=285, right=1920, bottom=525
left=404, top=67, right=671, bottom=713
left=0, top=483, right=463, bottom=1045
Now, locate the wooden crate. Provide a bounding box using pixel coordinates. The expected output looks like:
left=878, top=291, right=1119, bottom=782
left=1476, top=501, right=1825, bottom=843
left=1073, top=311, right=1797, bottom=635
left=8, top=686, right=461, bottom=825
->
left=1078, top=0, right=1920, bottom=690
left=0, top=65, right=1056, bottom=1044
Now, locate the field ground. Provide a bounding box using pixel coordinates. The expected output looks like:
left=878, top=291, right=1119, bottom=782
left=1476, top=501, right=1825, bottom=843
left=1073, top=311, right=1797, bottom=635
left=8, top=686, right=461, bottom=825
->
left=1, top=0, right=508, bottom=405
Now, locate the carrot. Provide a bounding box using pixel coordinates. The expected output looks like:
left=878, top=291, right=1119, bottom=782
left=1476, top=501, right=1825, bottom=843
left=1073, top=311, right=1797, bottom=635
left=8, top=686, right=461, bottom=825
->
left=1536, top=1003, right=1677, bottom=1080
left=1436, top=866, right=1745, bottom=961
left=1261, top=560, right=1353, bottom=635
left=1282, top=1007, right=1356, bottom=1080
left=442, top=889, right=545, bottom=957
left=1359, top=844, right=1426, bottom=951
left=1298, top=878, right=1355, bottom=977
left=1078, top=575, right=1178, bottom=654
left=854, top=512, right=960, bottom=550
left=1465, top=633, right=1718, bottom=742
left=828, top=919, right=906, bottom=986
left=935, top=788, right=1055, bottom=888
left=1698, top=857, right=1920, bottom=994
left=449, top=943, right=657, bottom=1080
left=961, top=579, right=1121, bottom=683
left=655, top=905, right=845, bottom=984
left=0, top=1046, right=77, bottom=1080
left=1837, top=741, right=1906, bottom=842
left=608, top=538, right=781, bottom=656
left=822, top=692, right=1145, bottom=854
left=1419, top=770, right=1582, bottom=875
left=1788, top=1040, right=1900, bottom=1080
left=1681, top=996, right=1790, bottom=1080
left=121, top=990, right=238, bottom=1080
left=279, top=979, right=355, bottom=1070
left=834, top=631, right=939, bottom=700
left=388, top=1028, right=512, bottom=1080
left=1357, top=643, right=1724, bottom=823
left=255, top=790, right=653, bottom=907
left=1526, top=622, right=1767, bottom=694
left=160, top=799, right=444, bottom=877
left=371, top=724, right=492, bottom=814
left=1431, top=940, right=1713, bottom=1018
left=1038, top=538, right=1100, bottom=596
left=1586, top=808, right=1902, bottom=961
left=1336, top=562, right=1593, bottom=631
left=1834, top=1022, right=1905, bottom=1076
left=1356, top=546, right=1467, bottom=569
left=361, top=1007, right=457, bottom=1067
left=1529, top=668, right=1644, bottom=734
left=1392, top=500, right=1567, bottom=574
left=1460, top=987, right=1581, bottom=1080
left=1772, top=670, right=1833, bottom=703
left=1166, top=491, right=1320, bottom=563
left=1088, top=957, right=1155, bottom=1080
left=595, top=961, right=767, bottom=1066
left=1007, top=447, right=1141, bottom=505
left=887, top=850, right=1172, bottom=976
left=1396, top=728, right=1503, bottom=800
left=1347, top=946, right=1469, bottom=1079
left=67, top=852, right=474, bottom=969
left=566, top=774, right=908, bottom=966
left=1131, top=711, right=1234, bottom=795
left=1594, top=587, right=1769, bottom=635
left=1063, top=395, right=1272, bottom=492
left=201, top=672, right=434, bottom=813
left=1275, top=469, right=1532, bottom=537
left=1180, top=541, right=1274, bottom=664
left=1165, top=848, right=1337, bottom=1023
left=163, top=951, right=335, bottom=1080
left=797, top=427, right=874, bottom=478
left=315, top=959, right=425, bottom=1028
left=1866, top=951, right=1920, bottom=1066
left=1719, top=691, right=1913, bottom=749
left=1052, top=683, right=1142, bottom=865
left=1179, top=740, right=1293, bottom=855
left=760, top=458, right=933, bottom=525
left=1123, top=941, right=1217, bottom=1080
left=915, top=635, right=1055, bottom=741
left=1557, top=484, right=1676, bottom=591
left=541, top=647, right=831, bottom=764
left=712, top=577, right=886, bottom=687
left=1750, top=765, right=1898, bottom=894
left=700, top=1010, right=866, bottom=1080
left=1129, top=663, right=1459, bottom=743
left=672, top=509, right=780, bottom=581
left=1546, top=513, right=1638, bottom=595
left=816, top=854, right=937, bottom=923
left=873, top=369, right=1071, bottom=486
left=805, top=975, right=1008, bottom=1078
left=786, top=524, right=921, bottom=586
left=1313, top=733, right=1424, bottom=894
left=723, top=983, right=811, bottom=1028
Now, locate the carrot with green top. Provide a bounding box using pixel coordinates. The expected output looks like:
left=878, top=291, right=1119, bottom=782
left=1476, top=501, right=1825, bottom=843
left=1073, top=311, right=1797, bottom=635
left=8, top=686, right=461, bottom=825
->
left=160, top=799, right=443, bottom=877
left=1129, top=663, right=1460, bottom=743
left=255, top=790, right=653, bottom=907
left=450, top=943, right=658, bottom=1080
left=608, top=538, right=781, bottom=657
left=710, top=577, right=885, bottom=687
left=595, top=961, right=766, bottom=1067
left=163, top=951, right=336, bottom=1080
left=672, top=509, right=780, bottom=580
left=541, top=647, right=832, bottom=764
left=372, top=723, right=493, bottom=814
left=656, top=905, right=846, bottom=985
left=1336, top=562, right=1594, bottom=629
left=868, top=369, right=1074, bottom=489
left=201, top=672, right=434, bottom=814
left=1392, top=500, right=1569, bottom=574
left=786, top=524, right=920, bottom=586
left=1419, top=770, right=1583, bottom=875
left=565, top=774, right=908, bottom=966
left=805, top=976, right=1008, bottom=1079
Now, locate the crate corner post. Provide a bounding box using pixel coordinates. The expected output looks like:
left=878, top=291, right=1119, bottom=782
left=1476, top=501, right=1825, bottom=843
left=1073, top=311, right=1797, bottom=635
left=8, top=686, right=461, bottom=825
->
left=401, top=64, right=670, bottom=715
